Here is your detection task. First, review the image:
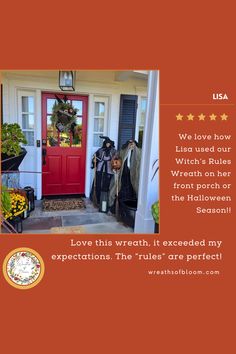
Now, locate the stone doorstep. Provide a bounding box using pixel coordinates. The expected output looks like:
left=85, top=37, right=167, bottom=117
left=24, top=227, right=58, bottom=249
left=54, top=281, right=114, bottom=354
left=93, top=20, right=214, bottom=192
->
left=82, top=222, right=133, bottom=234
left=62, top=213, right=116, bottom=227
left=50, top=222, right=133, bottom=234
left=22, top=229, right=51, bottom=234
left=22, top=212, right=117, bottom=231
left=22, top=216, right=62, bottom=231
left=50, top=225, right=87, bottom=234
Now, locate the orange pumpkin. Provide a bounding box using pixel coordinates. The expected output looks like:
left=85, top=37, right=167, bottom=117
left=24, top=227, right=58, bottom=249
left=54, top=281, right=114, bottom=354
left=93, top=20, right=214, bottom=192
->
left=111, top=157, right=122, bottom=170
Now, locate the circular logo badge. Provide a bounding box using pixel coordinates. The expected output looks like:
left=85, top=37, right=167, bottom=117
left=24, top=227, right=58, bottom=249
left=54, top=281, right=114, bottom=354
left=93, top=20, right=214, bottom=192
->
left=2, top=248, right=45, bottom=290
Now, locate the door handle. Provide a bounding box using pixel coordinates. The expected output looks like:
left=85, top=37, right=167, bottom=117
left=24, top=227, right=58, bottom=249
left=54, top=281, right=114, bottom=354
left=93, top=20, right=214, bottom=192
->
left=42, top=148, right=47, bottom=165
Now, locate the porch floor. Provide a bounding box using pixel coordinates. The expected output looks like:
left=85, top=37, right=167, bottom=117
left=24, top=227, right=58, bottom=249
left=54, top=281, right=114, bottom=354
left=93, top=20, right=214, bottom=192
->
left=21, top=198, right=133, bottom=234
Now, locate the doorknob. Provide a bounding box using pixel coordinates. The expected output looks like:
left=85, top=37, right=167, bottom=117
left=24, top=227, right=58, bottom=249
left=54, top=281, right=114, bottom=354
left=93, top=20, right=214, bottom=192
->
left=42, top=148, right=47, bottom=165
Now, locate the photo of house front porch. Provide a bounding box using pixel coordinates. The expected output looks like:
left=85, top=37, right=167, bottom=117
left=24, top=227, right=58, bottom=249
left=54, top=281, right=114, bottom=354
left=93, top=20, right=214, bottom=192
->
left=1, top=70, right=159, bottom=234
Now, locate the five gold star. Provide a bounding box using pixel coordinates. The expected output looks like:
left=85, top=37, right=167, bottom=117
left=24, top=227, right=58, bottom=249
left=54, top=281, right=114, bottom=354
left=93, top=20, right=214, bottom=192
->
left=175, top=113, right=228, bottom=121
left=176, top=113, right=183, bottom=121
left=198, top=113, right=205, bottom=121
left=209, top=114, right=217, bottom=120
left=187, top=113, right=194, bottom=121
left=221, top=113, right=228, bottom=121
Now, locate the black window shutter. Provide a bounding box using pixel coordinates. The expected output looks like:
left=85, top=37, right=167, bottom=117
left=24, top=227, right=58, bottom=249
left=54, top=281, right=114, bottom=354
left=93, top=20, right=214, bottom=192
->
left=118, top=94, right=138, bottom=150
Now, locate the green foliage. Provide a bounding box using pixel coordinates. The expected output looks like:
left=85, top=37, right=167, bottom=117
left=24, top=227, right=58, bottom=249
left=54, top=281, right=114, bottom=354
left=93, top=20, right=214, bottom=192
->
left=151, top=201, right=159, bottom=224
left=1, top=123, right=27, bottom=156
left=1, top=186, right=12, bottom=214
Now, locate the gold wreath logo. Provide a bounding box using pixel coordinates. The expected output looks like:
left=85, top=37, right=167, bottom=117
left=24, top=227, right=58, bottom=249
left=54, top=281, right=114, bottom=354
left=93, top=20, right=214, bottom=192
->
left=2, top=248, right=45, bottom=290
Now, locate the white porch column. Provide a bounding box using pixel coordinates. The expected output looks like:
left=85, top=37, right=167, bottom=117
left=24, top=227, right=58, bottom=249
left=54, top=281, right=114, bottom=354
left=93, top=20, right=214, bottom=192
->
left=134, top=71, right=159, bottom=233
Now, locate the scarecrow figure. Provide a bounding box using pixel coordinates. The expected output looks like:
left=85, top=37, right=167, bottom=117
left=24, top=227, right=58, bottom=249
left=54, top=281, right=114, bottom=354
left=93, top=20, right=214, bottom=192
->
left=109, top=139, right=141, bottom=212
left=90, top=136, right=117, bottom=212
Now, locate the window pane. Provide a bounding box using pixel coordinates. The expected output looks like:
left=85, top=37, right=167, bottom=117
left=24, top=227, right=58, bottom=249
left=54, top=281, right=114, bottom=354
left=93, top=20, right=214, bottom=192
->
left=76, top=117, right=82, bottom=125
left=140, top=112, right=145, bottom=127
left=141, top=98, right=147, bottom=112
left=94, top=118, right=104, bottom=132
left=95, top=102, right=105, bottom=117
left=47, top=98, right=57, bottom=114
left=71, top=122, right=82, bottom=147
left=22, top=114, right=34, bottom=129
left=59, top=132, right=70, bottom=147
left=23, top=131, right=34, bottom=146
left=93, top=134, right=102, bottom=147
left=22, top=96, right=34, bottom=113
left=47, top=115, right=58, bottom=146
left=47, top=115, right=52, bottom=126
left=47, top=132, right=59, bottom=147
left=72, top=100, right=83, bottom=115
left=140, top=98, right=147, bottom=126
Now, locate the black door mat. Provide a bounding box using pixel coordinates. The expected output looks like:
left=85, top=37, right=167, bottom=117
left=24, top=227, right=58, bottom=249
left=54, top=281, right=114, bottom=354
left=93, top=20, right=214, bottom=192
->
left=42, top=198, right=86, bottom=212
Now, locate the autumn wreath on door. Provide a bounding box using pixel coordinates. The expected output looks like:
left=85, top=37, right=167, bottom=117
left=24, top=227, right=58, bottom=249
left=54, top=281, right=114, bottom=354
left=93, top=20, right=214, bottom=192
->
left=51, top=95, right=77, bottom=133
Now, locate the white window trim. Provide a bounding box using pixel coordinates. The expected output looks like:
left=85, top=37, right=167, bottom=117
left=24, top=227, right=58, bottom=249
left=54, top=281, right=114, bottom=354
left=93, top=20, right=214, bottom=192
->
left=135, top=95, right=147, bottom=141
left=93, top=96, right=109, bottom=148
left=16, top=89, right=39, bottom=198
left=17, top=90, right=36, bottom=147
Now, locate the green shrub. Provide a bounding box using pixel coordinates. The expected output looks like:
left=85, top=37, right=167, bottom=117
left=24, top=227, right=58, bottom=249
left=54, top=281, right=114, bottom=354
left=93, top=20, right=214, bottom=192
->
left=1, top=123, right=27, bottom=156
left=151, top=201, right=159, bottom=224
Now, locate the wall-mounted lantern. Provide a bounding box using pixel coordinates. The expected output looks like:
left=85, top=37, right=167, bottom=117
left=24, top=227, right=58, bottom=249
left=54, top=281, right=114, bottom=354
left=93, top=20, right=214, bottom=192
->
left=59, top=71, right=76, bottom=91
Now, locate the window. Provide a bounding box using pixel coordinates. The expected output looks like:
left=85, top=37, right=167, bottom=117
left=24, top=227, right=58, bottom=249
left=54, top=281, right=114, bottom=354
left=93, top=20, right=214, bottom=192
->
left=138, top=97, right=147, bottom=147
left=46, top=97, right=83, bottom=148
left=20, top=95, right=35, bottom=146
left=93, top=97, right=108, bottom=147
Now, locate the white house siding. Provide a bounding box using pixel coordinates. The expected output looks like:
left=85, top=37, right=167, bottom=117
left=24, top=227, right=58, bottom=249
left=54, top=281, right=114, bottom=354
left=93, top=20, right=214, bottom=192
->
left=2, top=71, right=148, bottom=200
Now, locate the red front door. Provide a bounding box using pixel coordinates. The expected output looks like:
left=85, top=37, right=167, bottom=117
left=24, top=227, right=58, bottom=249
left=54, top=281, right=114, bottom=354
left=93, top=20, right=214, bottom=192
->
left=42, top=93, right=88, bottom=196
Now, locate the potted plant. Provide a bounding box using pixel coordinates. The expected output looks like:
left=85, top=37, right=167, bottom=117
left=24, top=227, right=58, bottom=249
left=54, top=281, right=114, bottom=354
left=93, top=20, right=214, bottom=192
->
left=1, top=123, right=27, bottom=171
left=1, top=188, right=27, bottom=233
left=151, top=201, right=159, bottom=233
left=2, top=188, right=28, bottom=220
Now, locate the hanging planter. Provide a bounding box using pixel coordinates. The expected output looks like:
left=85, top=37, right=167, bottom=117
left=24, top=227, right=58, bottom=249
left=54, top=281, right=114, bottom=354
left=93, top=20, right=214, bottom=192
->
left=1, top=123, right=27, bottom=171
left=1, top=148, right=27, bottom=171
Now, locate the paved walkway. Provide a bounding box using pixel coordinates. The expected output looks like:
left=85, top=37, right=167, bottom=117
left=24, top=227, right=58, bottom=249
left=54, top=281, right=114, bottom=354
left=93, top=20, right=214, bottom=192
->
left=21, top=199, right=133, bottom=234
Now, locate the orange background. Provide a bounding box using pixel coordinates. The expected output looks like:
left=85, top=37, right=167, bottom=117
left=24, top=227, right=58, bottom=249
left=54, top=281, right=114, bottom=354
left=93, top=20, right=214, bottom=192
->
left=0, top=1, right=235, bottom=353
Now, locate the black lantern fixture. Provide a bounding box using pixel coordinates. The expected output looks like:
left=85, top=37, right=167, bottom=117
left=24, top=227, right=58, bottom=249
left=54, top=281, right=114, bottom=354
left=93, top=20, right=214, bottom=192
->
left=59, top=71, right=76, bottom=91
